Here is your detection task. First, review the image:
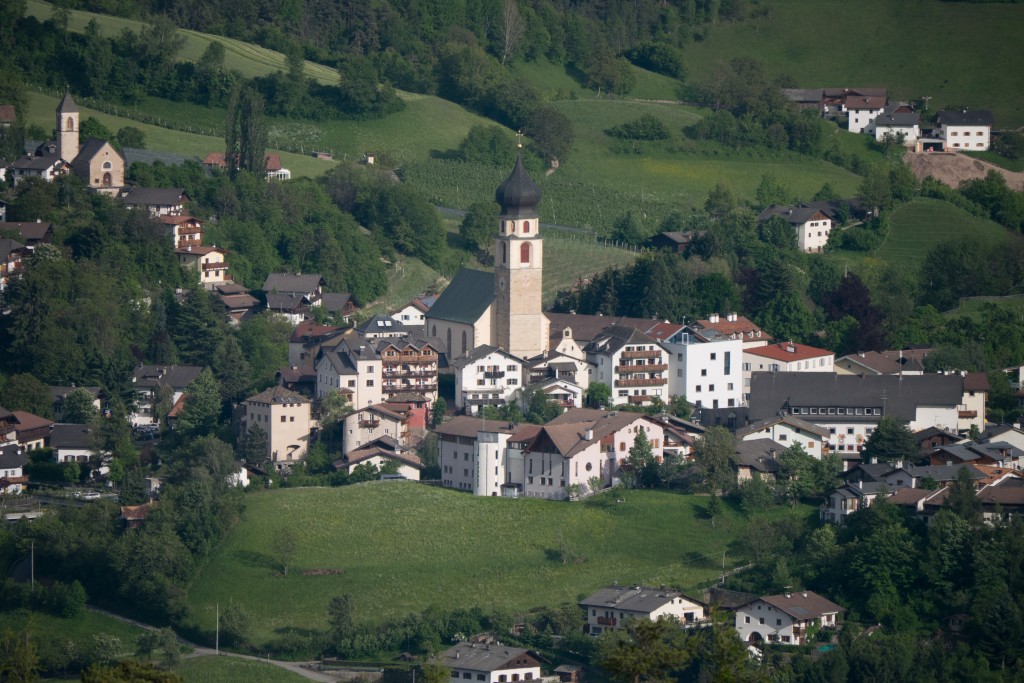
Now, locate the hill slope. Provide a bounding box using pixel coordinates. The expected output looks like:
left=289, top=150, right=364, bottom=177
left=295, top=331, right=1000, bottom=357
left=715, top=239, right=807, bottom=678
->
left=186, top=483, right=811, bottom=645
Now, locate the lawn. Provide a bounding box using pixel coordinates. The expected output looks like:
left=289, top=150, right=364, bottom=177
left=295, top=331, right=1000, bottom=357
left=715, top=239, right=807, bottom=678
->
left=824, top=197, right=1009, bottom=280
left=945, top=296, right=1024, bottom=322
left=1, top=607, right=145, bottom=667
left=176, top=656, right=310, bottom=683
left=186, top=483, right=813, bottom=645
left=684, top=0, right=1024, bottom=127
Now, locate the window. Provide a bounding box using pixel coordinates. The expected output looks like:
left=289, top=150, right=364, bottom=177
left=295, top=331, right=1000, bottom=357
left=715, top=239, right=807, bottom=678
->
left=759, top=617, right=765, bottom=624
left=523, top=220, right=531, bottom=233
left=367, top=380, right=374, bottom=387
left=695, top=386, right=701, bottom=392
left=451, top=673, right=459, bottom=679
left=776, top=619, right=782, bottom=626
left=520, top=242, right=531, bottom=263
left=727, top=383, right=734, bottom=390
left=280, top=415, right=286, bottom=422
left=290, top=416, right=295, bottom=422
left=463, top=674, right=472, bottom=680
left=709, top=384, right=715, bottom=391
left=478, top=676, right=486, bottom=681
left=847, top=428, right=854, bottom=435
left=701, top=369, right=707, bottom=377
left=710, top=353, right=717, bottom=360
left=745, top=616, right=751, bottom=623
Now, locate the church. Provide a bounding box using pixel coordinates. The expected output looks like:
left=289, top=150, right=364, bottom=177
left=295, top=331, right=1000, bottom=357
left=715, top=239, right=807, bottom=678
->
left=9, top=91, right=125, bottom=195
left=426, top=153, right=550, bottom=362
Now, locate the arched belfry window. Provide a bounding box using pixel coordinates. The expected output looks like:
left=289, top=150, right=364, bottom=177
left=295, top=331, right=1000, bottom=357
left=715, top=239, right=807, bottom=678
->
left=523, top=221, right=530, bottom=234
left=66, top=117, right=74, bottom=131
left=520, top=242, right=531, bottom=264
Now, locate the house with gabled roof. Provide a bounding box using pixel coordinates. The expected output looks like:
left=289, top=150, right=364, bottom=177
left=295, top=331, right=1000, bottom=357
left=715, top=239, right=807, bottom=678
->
left=929, top=441, right=1024, bottom=470
left=586, top=326, right=669, bottom=408
left=391, top=295, right=437, bottom=327
left=436, top=642, right=541, bottom=683
left=435, top=416, right=518, bottom=494
left=240, top=386, right=312, bottom=468
left=289, top=321, right=346, bottom=366
left=936, top=109, right=994, bottom=151
left=315, top=334, right=383, bottom=406
left=177, top=245, right=230, bottom=289
left=0, top=444, right=29, bottom=495
left=50, top=423, right=96, bottom=463
left=743, top=342, right=834, bottom=400
left=871, top=106, right=921, bottom=146
left=333, top=436, right=422, bottom=480
left=580, top=585, right=706, bottom=635
left=451, top=345, right=524, bottom=414
left=202, top=151, right=290, bottom=181
left=0, top=238, right=28, bottom=290
left=120, top=187, right=190, bottom=217
left=734, top=439, right=783, bottom=483
left=0, top=220, right=54, bottom=251
left=376, top=337, right=439, bottom=402
left=736, top=415, right=829, bottom=460
left=159, top=214, right=203, bottom=249
left=757, top=205, right=833, bottom=253
left=690, top=312, right=770, bottom=349
left=9, top=154, right=68, bottom=185
left=341, top=403, right=409, bottom=455
left=735, top=591, right=842, bottom=645
left=130, top=364, right=205, bottom=427
left=835, top=350, right=925, bottom=376
left=979, top=424, right=1024, bottom=451
left=821, top=480, right=889, bottom=524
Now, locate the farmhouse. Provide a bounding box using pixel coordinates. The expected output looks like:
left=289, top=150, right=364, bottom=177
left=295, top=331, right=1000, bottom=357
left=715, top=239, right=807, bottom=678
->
left=735, top=591, right=842, bottom=645
left=936, top=109, right=994, bottom=151
left=756, top=205, right=833, bottom=253
left=579, top=585, right=706, bottom=635
left=437, top=642, right=541, bottom=683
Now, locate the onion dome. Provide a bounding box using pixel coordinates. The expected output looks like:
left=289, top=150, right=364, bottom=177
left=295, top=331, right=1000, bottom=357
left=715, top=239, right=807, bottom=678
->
left=495, top=154, right=541, bottom=218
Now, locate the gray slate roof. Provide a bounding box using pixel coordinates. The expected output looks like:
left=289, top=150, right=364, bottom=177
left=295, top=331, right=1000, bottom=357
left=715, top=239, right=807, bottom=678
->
left=747, top=372, right=963, bottom=423
left=426, top=268, right=495, bottom=325
left=50, top=423, right=94, bottom=450
left=586, top=325, right=661, bottom=356
left=736, top=414, right=829, bottom=439
left=937, top=110, right=994, bottom=127
left=735, top=439, right=783, bottom=474
left=579, top=585, right=701, bottom=613
left=131, top=365, right=204, bottom=391
left=121, top=187, right=188, bottom=207
left=0, top=443, right=28, bottom=470
left=438, top=642, right=536, bottom=673
left=263, top=273, right=325, bottom=295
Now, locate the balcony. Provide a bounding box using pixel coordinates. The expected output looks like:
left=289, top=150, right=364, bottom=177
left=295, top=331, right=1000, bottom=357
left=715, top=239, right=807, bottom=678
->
left=616, top=363, right=667, bottom=373
left=627, top=395, right=651, bottom=404
left=958, top=410, right=978, bottom=419
left=358, top=419, right=380, bottom=429
left=484, top=370, right=505, bottom=379
left=621, top=349, right=662, bottom=359
left=617, top=378, right=667, bottom=388
left=596, top=616, right=617, bottom=626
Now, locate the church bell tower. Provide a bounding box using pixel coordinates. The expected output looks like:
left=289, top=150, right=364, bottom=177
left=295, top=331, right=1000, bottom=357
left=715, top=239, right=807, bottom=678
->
left=56, top=89, right=80, bottom=163
left=493, top=153, right=549, bottom=359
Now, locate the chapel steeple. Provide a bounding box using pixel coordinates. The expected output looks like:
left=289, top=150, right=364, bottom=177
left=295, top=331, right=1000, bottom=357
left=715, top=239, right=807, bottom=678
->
left=493, top=153, right=549, bottom=360
left=56, top=89, right=80, bottom=163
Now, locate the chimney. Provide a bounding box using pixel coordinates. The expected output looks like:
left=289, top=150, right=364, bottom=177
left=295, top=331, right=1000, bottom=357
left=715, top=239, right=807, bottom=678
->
left=584, top=427, right=594, bottom=441
left=785, top=593, right=791, bottom=599
left=727, top=312, right=737, bottom=322
left=857, top=480, right=863, bottom=490
left=802, top=592, right=808, bottom=598
left=709, top=313, right=719, bottom=324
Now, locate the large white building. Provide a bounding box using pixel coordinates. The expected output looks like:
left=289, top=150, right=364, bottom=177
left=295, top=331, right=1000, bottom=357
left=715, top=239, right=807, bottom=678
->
left=315, top=336, right=383, bottom=406
left=587, top=326, right=669, bottom=408
left=240, top=386, right=312, bottom=468
left=437, top=642, right=541, bottom=683
left=450, top=346, right=525, bottom=415
left=436, top=416, right=517, bottom=495
left=660, top=324, right=743, bottom=411
left=742, top=342, right=834, bottom=401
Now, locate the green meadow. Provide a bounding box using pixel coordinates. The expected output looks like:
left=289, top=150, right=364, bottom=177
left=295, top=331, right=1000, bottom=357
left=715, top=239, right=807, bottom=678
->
left=684, top=0, right=1024, bottom=127
left=185, top=483, right=814, bottom=646
left=176, top=656, right=311, bottom=683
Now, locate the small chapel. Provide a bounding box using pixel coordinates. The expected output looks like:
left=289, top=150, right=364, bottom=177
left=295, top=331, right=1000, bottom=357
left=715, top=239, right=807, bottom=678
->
left=10, top=90, right=125, bottom=195
left=426, top=154, right=550, bottom=362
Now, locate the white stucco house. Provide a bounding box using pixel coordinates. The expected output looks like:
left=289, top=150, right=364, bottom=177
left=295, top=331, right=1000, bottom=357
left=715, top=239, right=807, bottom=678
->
left=936, top=109, right=994, bottom=151
left=450, top=345, right=525, bottom=414
left=756, top=206, right=833, bottom=254
left=735, top=591, right=842, bottom=645
left=580, top=585, right=706, bottom=635
left=660, top=324, right=743, bottom=411
left=437, top=642, right=541, bottom=683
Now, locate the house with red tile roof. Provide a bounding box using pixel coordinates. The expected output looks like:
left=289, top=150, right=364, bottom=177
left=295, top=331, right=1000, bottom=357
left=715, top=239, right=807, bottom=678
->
left=743, top=342, right=834, bottom=401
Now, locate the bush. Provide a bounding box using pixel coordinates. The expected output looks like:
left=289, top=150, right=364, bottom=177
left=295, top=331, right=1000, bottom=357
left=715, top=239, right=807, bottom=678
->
left=605, top=114, right=671, bottom=141
left=623, top=43, right=686, bottom=79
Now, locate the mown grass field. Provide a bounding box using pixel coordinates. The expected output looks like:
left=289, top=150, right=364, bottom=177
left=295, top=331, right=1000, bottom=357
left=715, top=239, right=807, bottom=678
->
left=945, top=296, right=1024, bottom=321
left=684, top=0, right=1024, bottom=127
left=825, top=197, right=1009, bottom=279
left=176, top=656, right=310, bottom=683
left=186, top=483, right=814, bottom=645
left=2, top=608, right=144, bottom=662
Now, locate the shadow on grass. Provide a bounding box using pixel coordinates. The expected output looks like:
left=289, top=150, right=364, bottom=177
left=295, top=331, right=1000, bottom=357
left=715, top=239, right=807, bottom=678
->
left=682, top=550, right=720, bottom=570
left=234, top=549, right=277, bottom=571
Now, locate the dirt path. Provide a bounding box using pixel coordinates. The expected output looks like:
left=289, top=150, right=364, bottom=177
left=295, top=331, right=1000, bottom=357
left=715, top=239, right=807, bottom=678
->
left=903, top=151, right=1024, bottom=191
left=87, top=607, right=338, bottom=682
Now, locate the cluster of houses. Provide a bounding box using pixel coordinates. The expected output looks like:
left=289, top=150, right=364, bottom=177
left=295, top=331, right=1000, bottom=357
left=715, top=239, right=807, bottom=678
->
left=433, top=583, right=842, bottom=679
left=784, top=86, right=995, bottom=152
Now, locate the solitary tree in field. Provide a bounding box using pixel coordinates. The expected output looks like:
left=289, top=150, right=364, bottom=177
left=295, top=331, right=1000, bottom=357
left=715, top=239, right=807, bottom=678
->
left=273, top=527, right=299, bottom=576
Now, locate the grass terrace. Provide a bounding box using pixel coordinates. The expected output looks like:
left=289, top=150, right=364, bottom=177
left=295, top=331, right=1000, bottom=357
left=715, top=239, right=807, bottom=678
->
left=186, top=483, right=815, bottom=646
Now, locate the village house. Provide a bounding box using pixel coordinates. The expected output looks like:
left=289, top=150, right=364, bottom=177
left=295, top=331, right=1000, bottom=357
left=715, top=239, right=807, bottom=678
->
left=649, top=230, right=706, bottom=254
left=315, top=335, right=383, bottom=406
left=377, top=337, right=440, bottom=402
left=334, top=437, right=422, bottom=480
left=120, top=187, right=190, bottom=217
left=929, top=441, right=1024, bottom=470
left=936, top=109, right=994, bottom=151
left=871, top=106, right=921, bottom=146
left=390, top=295, right=437, bottom=327
left=586, top=326, right=669, bottom=408
left=130, top=364, right=204, bottom=427
left=0, top=444, right=29, bottom=495
left=0, top=238, right=28, bottom=290
left=263, top=272, right=327, bottom=323
left=437, top=642, right=541, bottom=683
left=579, top=585, right=706, bottom=635
left=9, top=153, right=68, bottom=185
left=202, top=151, right=291, bottom=181
left=10, top=411, right=53, bottom=451
left=0, top=220, right=55, bottom=250
left=213, top=282, right=261, bottom=324
left=736, top=415, right=829, bottom=460
left=50, top=423, right=96, bottom=463
left=735, top=591, right=842, bottom=645
left=756, top=206, right=833, bottom=253
left=743, top=342, right=834, bottom=401
left=835, top=350, right=926, bottom=376
left=176, top=245, right=230, bottom=288
left=450, top=346, right=525, bottom=414
left=526, top=353, right=591, bottom=394
left=435, top=416, right=517, bottom=495
left=341, top=403, right=409, bottom=455
left=734, top=439, right=783, bottom=483
left=659, top=323, right=743, bottom=411
left=240, top=386, right=312, bottom=468
left=159, top=214, right=203, bottom=249
left=50, top=386, right=102, bottom=422
left=288, top=321, right=346, bottom=367
left=689, top=312, right=770, bottom=350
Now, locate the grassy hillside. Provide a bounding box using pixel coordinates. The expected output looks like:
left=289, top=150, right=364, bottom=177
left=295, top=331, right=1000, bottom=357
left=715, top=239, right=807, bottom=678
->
left=186, top=483, right=813, bottom=645
left=684, top=0, right=1024, bottom=127
left=25, top=0, right=338, bottom=84
left=176, top=657, right=310, bottom=683
left=826, top=197, right=1009, bottom=279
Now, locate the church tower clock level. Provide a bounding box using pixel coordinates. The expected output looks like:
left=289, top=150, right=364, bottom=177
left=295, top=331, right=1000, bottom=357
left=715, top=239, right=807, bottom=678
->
left=493, top=154, right=549, bottom=360
left=56, top=90, right=80, bottom=164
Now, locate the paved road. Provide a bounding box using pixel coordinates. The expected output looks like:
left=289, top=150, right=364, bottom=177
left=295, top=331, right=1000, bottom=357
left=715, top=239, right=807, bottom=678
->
left=87, top=607, right=338, bottom=682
